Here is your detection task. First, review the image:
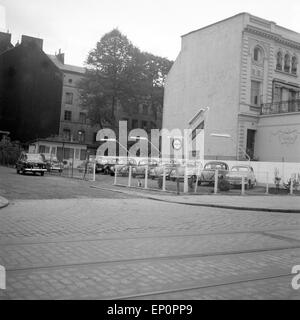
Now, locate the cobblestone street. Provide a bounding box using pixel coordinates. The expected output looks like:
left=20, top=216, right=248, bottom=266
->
left=0, top=166, right=300, bottom=299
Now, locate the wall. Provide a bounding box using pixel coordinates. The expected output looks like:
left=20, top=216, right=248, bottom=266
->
left=255, top=112, right=300, bottom=162
left=163, top=14, right=245, bottom=159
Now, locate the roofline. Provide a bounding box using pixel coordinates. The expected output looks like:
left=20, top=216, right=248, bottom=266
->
left=181, top=12, right=247, bottom=38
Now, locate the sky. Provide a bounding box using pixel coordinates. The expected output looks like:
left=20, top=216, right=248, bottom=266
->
left=1, top=0, right=300, bottom=67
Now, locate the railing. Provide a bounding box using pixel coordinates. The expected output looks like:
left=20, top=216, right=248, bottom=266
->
left=261, top=99, right=300, bottom=115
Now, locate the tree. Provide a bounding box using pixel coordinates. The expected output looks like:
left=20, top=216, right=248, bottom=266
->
left=79, top=29, right=173, bottom=131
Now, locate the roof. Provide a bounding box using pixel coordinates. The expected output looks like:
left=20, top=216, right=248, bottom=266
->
left=48, top=54, right=85, bottom=74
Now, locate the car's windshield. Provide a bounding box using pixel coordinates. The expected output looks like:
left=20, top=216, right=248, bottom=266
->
left=26, top=154, right=44, bottom=162
left=205, top=163, right=227, bottom=170
left=232, top=166, right=249, bottom=172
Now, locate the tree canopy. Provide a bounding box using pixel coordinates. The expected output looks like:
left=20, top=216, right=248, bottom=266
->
left=79, top=29, right=173, bottom=130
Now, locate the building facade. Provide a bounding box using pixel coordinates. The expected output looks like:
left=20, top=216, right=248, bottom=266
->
left=48, top=53, right=101, bottom=148
left=163, top=13, right=300, bottom=162
left=0, top=34, right=63, bottom=143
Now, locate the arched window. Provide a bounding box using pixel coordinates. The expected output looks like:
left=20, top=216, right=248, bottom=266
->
left=253, top=46, right=263, bottom=63
left=284, top=54, right=291, bottom=73
left=276, top=51, right=283, bottom=71
left=291, top=56, right=298, bottom=75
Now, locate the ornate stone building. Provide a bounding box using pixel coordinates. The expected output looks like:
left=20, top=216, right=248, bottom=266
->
left=163, top=13, right=300, bottom=162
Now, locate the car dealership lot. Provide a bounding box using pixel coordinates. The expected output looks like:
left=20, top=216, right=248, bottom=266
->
left=0, top=165, right=300, bottom=300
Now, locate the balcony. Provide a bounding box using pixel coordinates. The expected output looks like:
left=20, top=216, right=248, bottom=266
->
left=261, top=99, right=300, bottom=115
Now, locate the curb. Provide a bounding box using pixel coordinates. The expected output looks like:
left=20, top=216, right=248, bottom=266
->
left=90, top=185, right=300, bottom=214
left=0, top=196, right=9, bottom=209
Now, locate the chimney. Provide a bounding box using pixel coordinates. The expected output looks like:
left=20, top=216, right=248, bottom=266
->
left=21, top=35, right=43, bottom=50
left=56, top=48, right=65, bottom=64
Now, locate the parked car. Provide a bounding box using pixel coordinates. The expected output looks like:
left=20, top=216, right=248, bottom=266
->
left=16, top=153, right=47, bottom=176
left=169, top=162, right=200, bottom=182
left=131, top=159, right=159, bottom=178
left=77, top=161, right=94, bottom=174
left=116, top=158, right=138, bottom=176
left=148, top=160, right=178, bottom=180
left=198, top=161, right=229, bottom=185
left=226, top=165, right=256, bottom=189
left=101, top=158, right=118, bottom=175
left=42, top=154, right=63, bottom=173
left=95, top=157, right=111, bottom=174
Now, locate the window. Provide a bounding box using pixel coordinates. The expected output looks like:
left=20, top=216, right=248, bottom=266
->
left=68, top=78, right=73, bottom=84
left=253, top=46, right=262, bottom=62
left=80, top=149, right=87, bottom=161
left=284, top=54, right=291, bottom=73
left=143, top=104, right=148, bottom=114
left=79, top=112, right=86, bottom=124
left=276, top=51, right=283, bottom=71
left=251, top=81, right=261, bottom=106
left=64, top=110, right=72, bottom=121
left=292, top=56, right=298, bottom=75
left=78, top=130, right=85, bottom=143
left=142, top=121, right=148, bottom=129
left=63, top=129, right=71, bottom=141
left=132, top=119, right=139, bottom=128
left=65, top=92, right=73, bottom=105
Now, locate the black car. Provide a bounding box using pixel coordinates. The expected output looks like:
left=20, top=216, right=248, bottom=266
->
left=16, top=153, right=47, bottom=176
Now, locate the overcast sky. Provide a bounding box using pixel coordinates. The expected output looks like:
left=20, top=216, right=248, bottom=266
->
left=1, top=0, right=300, bottom=67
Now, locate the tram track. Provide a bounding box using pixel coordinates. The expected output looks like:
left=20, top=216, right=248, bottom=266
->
left=1, top=227, right=299, bottom=246
left=5, top=244, right=300, bottom=273
left=110, top=271, right=293, bottom=300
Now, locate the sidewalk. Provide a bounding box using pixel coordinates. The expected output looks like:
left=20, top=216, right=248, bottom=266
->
left=0, top=196, right=9, bottom=209
left=150, top=194, right=300, bottom=213
left=91, top=184, right=300, bottom=213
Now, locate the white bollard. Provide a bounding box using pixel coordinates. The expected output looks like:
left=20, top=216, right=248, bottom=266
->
left=183, top=165, right=188, bottom=194
left=114, top=166, right=118, bottom=185
left=144, top=167, right=148, bottom=189
left=265, top=172, right=269, bottom=194
left=162, top=166, right=166, bottom=192
left=128, top=166, right=132, bottom=187
left=241, top=175, right=245, bottom=195
left=195, top=166, right=200, bottom=194
left=92, top=162, right=96, bottom=182
left=290, top=174, right=294, bottom=195
left=214, top=169, right=218, bottom=194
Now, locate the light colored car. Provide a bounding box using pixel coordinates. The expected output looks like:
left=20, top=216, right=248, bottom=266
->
left=132, top=159, right=158, bottom=178
left=198, top=161, right=229, bottom=185
left=148, top=160, right=178, bottom=180
left=226, top=165, right=256, bottom=189
left=117, top=158, right=138, bottom=176
left=169, top=163, right=200, bottom=182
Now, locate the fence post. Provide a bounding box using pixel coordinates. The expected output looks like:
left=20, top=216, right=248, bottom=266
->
left=214, top=169, right=218, bottom=194
left=183, top=165, right=188, bottom=194
left=241, top=175, right=245, bottom=195
left=128, top=166, right=132, bottom=187
left=265, top=172, right=269, bottom=194
left=114, top=166, right=118, bottom=185
left=144, top=167, right=148, bottom=189
left=162, top=166, right=166, bottom=192
left=290, top=174, right=294, bottom=195
left=92, top=162, right=96, bottom=182
left=194, top=166, right=200, bottom=194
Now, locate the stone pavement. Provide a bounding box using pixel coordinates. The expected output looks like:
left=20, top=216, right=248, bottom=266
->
left=1, top=198, right=300, bottom=299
